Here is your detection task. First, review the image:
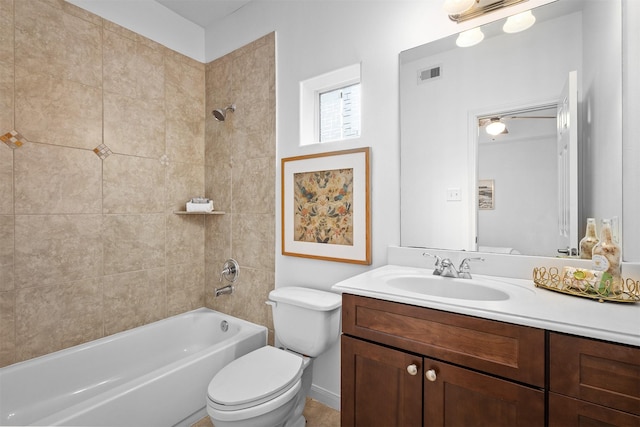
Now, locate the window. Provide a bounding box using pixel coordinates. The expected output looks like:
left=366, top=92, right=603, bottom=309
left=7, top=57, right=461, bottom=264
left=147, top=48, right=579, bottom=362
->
left=319, top=83, right=361, bottom=142
left=300, top=63, right=361, bottom=145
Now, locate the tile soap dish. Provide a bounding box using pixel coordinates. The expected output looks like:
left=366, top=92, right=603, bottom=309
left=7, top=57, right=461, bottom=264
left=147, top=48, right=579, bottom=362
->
left=533, top=266, right=640, bottom=303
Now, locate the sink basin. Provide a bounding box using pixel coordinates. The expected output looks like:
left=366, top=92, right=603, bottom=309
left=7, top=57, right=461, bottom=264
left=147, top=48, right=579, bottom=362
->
left=387, top=275, right=510, bottom=301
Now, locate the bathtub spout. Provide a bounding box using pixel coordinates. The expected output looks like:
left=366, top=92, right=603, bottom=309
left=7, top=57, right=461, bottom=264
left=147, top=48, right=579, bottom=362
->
left=215, top=284, right=234, bottom=297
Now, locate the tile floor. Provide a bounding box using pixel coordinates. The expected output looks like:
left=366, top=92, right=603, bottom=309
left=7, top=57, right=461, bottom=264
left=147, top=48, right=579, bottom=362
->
left=192, top=398, right=340, bottom=427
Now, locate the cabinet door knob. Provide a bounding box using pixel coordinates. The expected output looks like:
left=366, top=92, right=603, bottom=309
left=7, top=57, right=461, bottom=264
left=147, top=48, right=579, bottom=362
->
left=407, top=364, right=418, bottom=375
left=425, top=369, right=437, bottom=382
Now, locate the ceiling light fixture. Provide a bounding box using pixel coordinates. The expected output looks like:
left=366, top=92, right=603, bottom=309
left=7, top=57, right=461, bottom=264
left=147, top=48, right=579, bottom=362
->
left=446, top=0, right=528, bottom=23
left=503, top=10, right=536, bottom=33
left=485, top=118, right=507, bottom=136
left=456, top=27, right=485, bottom=47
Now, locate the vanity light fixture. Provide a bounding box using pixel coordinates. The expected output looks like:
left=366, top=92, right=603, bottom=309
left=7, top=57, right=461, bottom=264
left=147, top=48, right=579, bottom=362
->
left=446, top=0, right=528, bottom=23
left=443, top=0, right=476, bottom=15
left=485, top=118, right=507, bottom=136
left=456, top=27, right=485, bottom=47
left=503, top=10, right=536, bottom=33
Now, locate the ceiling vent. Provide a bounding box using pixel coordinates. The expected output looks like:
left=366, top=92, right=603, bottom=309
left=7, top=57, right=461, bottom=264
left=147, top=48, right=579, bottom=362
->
left=417, top=65, right=442, bottom=84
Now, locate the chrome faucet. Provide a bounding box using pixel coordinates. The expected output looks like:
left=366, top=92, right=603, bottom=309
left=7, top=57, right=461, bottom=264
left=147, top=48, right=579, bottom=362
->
left=423, top=253, right=484, bottom=279
left=439, top=258, right=460, bottom=278
left=457, top=257, right=485, bottom=279
left=422, top=252, right=443, bottom=275
left=214, top=284, right=234, bottom=297
left=423, top=252, right=458, bottom=277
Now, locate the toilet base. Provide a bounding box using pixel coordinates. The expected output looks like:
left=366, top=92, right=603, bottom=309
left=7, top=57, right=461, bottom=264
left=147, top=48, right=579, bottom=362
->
left=284, top=354, right=313, bottom=427
left=284, top=414, right=305, bottom=427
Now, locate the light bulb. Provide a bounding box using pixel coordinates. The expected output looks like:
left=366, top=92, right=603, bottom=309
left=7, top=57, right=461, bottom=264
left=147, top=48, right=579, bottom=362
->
left=456, top=27, right=484, bottom=47
left=503, top=10, right=536, bottom=33
left=443, top=0, right=475, bottom=15
left=486, top=120, right=506, bottom=136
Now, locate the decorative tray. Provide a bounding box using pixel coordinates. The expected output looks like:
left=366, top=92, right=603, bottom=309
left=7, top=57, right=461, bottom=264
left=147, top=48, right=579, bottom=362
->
left=533, top=267, right=640, bottom=303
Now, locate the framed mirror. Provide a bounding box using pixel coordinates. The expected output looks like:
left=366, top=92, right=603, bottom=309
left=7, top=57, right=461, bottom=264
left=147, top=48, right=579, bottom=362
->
left=400, top=0, right=623, bottom=258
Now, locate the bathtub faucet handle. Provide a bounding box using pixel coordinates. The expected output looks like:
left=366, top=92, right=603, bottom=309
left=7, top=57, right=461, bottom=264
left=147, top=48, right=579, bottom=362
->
left=215, top=259, right=239, bottom=297
left=220, top=259, right=239, bottom=283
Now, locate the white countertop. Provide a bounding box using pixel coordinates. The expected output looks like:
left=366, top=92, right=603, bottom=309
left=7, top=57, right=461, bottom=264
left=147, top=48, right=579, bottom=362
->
left=332, top=264, right=640, bottom=347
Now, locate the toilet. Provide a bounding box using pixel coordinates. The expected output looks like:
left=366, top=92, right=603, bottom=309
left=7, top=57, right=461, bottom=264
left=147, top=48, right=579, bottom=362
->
left=206, top=287, right=342, bottom=427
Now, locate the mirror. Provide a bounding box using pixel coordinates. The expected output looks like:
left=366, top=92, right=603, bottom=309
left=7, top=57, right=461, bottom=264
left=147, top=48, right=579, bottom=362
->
left=400, top=0, right=622, bottom=258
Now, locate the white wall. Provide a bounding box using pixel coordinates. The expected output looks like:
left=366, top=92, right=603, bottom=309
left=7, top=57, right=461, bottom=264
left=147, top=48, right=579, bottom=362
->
left=478, top=135, right=557, bottom=256
left=623, top=0, right=640, bottom=261
left=202, top=0, right=553, bottom=409
left=581, top=0, right=623, bottom=244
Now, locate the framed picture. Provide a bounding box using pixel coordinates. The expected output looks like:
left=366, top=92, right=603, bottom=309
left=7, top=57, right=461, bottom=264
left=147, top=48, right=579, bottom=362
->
left=281, top=147, right=371, bottom=264
left=478, top=179, right=495, bottom=210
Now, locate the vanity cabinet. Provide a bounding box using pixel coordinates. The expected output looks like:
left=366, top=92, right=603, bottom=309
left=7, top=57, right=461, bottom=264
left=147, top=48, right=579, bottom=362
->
left=341, top=294, right=545, bottom=426
left=548, top=332, right=640, bottom=426
left=340, top=294, right=640, bottom=427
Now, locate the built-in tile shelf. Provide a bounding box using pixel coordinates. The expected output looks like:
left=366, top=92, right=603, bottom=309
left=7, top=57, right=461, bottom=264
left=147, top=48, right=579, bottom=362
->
left=173, top=211, right=225, bottom=215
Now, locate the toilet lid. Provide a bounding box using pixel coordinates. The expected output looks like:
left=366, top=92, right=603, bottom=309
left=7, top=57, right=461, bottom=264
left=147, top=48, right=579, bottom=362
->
left=269, top=287, right=342, bottom=311
left=208, top=346, right=303, bottom=409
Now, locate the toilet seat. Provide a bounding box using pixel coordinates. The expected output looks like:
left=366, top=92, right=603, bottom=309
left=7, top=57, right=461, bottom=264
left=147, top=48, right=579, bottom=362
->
left=207, top=378, right=302, bottom=423
left=207, top=346, right=303, bottom=411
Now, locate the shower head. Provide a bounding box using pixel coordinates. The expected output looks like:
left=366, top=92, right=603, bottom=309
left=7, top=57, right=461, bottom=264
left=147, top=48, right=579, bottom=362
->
left=212, top=104, right=236, bottom=121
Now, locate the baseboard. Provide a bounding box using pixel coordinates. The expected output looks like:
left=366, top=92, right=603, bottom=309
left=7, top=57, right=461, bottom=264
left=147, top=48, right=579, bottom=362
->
left=309, top=384, right=340, bottom=411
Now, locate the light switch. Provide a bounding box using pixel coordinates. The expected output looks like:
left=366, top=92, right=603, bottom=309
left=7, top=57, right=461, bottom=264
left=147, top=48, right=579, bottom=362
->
left=446, top=187, right=461, bottom=201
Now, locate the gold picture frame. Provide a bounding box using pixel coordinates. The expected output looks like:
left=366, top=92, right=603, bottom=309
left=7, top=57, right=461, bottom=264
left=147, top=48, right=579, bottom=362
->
left=281, top=147, right=371, bottom=264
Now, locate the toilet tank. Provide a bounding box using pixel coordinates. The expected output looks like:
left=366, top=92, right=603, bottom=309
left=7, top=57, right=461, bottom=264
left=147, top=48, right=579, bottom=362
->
left=268, top=287, right=342, bottom=357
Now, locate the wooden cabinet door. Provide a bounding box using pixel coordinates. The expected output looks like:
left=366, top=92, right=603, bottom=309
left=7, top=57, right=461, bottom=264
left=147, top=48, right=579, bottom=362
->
left=549, top=392, right=640, bottom=427
left=341, top=335, right=423, bottom=427
left=423, top=357, right=544, bottom=427
left=549, top=333, right=640, bottom=416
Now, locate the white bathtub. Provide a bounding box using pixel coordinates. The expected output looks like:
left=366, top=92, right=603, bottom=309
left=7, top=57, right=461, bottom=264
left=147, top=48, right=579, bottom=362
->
left=0, top=308, right=267, bottom=426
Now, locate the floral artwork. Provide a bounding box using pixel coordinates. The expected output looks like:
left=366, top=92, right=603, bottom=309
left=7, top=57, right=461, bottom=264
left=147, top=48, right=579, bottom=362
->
left=281, top=147, right=370, bottom=264
left=293, top=168, right=354, bottom=245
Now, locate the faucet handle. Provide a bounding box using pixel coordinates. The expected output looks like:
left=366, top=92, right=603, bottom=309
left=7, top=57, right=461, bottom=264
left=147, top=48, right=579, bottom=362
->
left=458, top=257, right=484, bottom=279
left=423, top=252, right=441, bottom=265
left=423, top=252, right=443, bottom=275
left=220, top=259, right=240, bottom=283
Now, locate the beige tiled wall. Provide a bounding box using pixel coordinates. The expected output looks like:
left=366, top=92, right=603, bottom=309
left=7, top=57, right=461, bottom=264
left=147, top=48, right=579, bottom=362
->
left=204, top=34, right=277, bottom=340
left=0, top=0, right=218, bottom=367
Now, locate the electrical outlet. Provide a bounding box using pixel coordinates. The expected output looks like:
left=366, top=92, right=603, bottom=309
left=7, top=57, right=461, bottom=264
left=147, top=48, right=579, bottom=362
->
left=446, top=187, right=461, bottom=201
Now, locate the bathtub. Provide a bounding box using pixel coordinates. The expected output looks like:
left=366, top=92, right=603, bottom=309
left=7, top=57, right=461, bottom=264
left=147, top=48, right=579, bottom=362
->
left=0, top=308, right=267, bottom=426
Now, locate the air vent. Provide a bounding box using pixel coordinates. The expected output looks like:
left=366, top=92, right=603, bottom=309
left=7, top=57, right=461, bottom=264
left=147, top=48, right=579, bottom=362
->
left=417, top=65, right=442, bottom=84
